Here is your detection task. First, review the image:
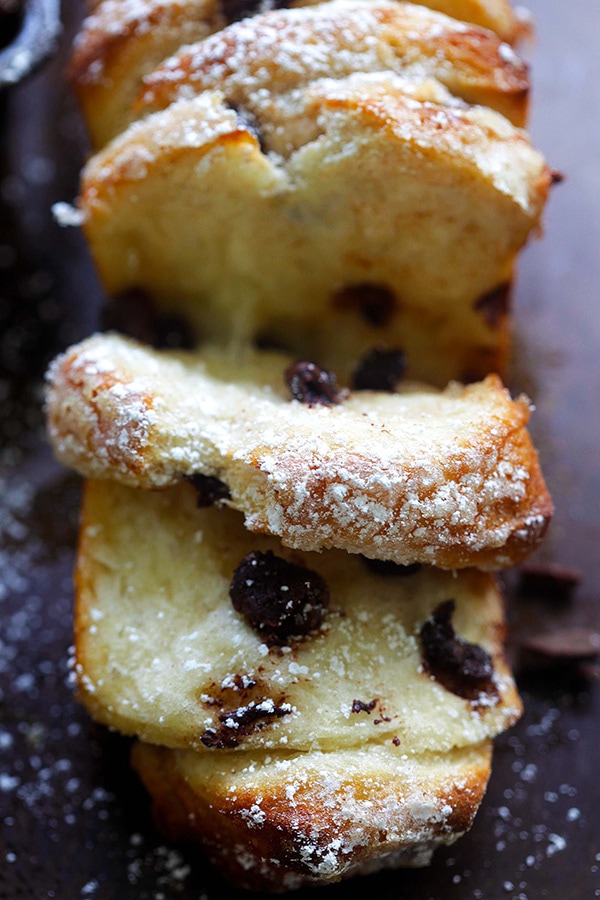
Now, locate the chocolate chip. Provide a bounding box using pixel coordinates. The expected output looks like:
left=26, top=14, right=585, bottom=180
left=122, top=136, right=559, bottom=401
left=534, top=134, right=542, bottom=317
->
left=420, top=599, right=496, bottom=701
left=200, top=698, right=293, bottom=748
left=332, top=283, right=397, bottom=327
left=362, top=558, right=422, bottom=578
left=351, top=698, right=378, bottom=714
left=516, top=562, right=581, bottom=602
left=284, top=360, right=345, bottom=407
left=520, top=627, right=600, bottom=661
left=184, top=473, right=231, bottom=507
left=474, top=284, right=510, bottom=329
left=229, top=550, right=329, bottom=645
left=517, top=627, right=600, bottom=684
left=351, top=346, right=407, bottom=392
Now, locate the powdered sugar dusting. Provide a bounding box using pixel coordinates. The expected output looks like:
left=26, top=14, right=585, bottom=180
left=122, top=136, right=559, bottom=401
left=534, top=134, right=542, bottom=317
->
left=45, top=333, right=551, bottom=569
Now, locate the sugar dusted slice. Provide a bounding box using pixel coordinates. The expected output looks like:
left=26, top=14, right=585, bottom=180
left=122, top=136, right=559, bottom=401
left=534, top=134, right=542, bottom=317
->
left=70, top=0, right=529, bottom=149
left=47, top=333, right=553, bottom=569
left=74, top=478, right=523, bottom=755
left=131, top=738, right=495, bottom=890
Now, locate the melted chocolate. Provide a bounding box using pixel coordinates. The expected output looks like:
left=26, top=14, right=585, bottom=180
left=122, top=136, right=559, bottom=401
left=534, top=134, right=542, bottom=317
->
left=229, top=550, right=329, bottom=645
left=351, top=698, right=377, bottom=714
left=420, top=599, right=496, bottom=701
left=200, top=698, right=293, bottom=748
left=351, top=346, right=407, bottom=392
left=284, top=360, right=344, bottom=407
left=184, top=473, right=231, bottom=507
left=332, top=283, right=397, bottom=327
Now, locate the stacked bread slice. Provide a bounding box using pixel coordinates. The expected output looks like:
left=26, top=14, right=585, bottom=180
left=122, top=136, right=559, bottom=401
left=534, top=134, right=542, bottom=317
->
left=46, top=0, right=554, bottom=890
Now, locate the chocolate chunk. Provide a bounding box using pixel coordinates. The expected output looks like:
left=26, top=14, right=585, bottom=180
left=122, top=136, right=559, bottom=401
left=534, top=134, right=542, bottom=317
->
left=351, top=698, right=378, bottom=714
left=332, top=283, right=397, bottom=327
left=517, top=627, right=600, bottom=684
left=200, top=698, right=293, bottom=749
left=362, top=558, right=422, bottom=578
left=351, top=347, right=407, bottom=392
left=520, top=627, right=600, bottom=662
left=230, top=550, right=329, bottom=645
left=420, top=599, right=496, bottom=701
left=474, top=284, right=510, bottom=329
left=517, top=562, right=581, bottom=602
left=184, top=473, right=231, bottom=507
left=285, top=360, right=345, bottom=407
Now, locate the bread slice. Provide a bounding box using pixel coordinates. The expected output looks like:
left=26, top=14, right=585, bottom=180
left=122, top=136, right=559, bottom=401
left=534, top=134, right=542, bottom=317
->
left=73, top=478, right=521, bottom=889
left=136, top=0, right=530, bottom=128
left=75, top=4, right=550, bottom=387
left=70, top=0, right=528, bottom=149
left=74, top=478, right=522, bottom=754
left=46, top=333, right=553, bottom=569
left=130, top=738, right=494, bottom=891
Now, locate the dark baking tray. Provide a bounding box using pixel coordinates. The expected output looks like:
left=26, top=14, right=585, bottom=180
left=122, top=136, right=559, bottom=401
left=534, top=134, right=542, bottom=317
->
left=1, top=0, right=599, bottom=897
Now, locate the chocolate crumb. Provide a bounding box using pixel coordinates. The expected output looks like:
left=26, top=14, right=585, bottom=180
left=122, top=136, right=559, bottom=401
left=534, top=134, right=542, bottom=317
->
left=285, top=360, right=345, bottom=407
left=332, top=283, right=397, bottom=327
left=551, top=169, right=565, bottom=185
left=184, top=473, right=231, bottom=507
left=229, top=550, right=329, bottom=645
left=392, top=736, right=401, bottom=746
left=420, top=599, right=496, bottom=701
left=200, top=698, right=293, bottom=748
left=351, top=346, right=407, bottom=392
left=362, top=558, right=422, bottom=578
left=474, top=284, right=511, bottom=329
left=351, top=698, right=378, bottom=714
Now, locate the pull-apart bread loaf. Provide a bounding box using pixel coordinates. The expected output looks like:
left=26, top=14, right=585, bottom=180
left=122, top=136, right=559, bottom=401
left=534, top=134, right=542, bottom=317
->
left=46, top=332, right=552, bottom=569
left=74, top=478, right=522, bottom=889
left=74, top=0, right=551, bottom=387
left=70, top=0, right=528, bottom=149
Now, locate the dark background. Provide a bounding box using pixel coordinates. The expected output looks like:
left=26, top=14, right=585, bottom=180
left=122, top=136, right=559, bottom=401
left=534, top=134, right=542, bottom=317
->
left=1, top=0, right=599, bottom=897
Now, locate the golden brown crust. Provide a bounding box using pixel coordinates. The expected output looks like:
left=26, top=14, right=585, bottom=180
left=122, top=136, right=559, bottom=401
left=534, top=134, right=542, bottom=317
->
left=70, top=0, right=528, bottom=148
left=131, top=739, right=493, bottom=891
left=47, top=334, right=553, bottom=569
left=135, top=2, right=530, bottom=128
left=76, top=69, right=550, bottom=389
